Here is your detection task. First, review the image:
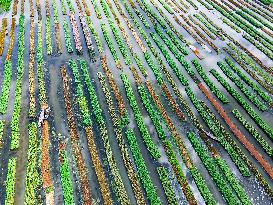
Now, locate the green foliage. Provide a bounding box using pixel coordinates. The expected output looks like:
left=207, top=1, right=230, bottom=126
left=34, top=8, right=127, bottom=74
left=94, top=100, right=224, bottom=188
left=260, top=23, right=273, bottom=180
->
left=24, top=123, right=39, bottom=204
left=5, top=157, right=17, bottom=205
left=60, top=150, right=75, bottom=205
left=217, top=61, right=267, bottom=111
left=10, top=15, right=25, bottom=150
left=150, top=32, right=189, bottom=86
left=187, top=132, right=240, bottom=205
left=125, top=129, right=162, bottom=205
left=121, top=73, right=161, bottom=159
left=157, top=167, right=178, bottom=205
left=232, top=109, right=273, bottom=157
left=63, top=21, right=73, bottom=53
left=210, top=69, right=273, bottom=140
left=0, top=0, right=12, bottom=11
left=186, top=87, right=250, bottom=176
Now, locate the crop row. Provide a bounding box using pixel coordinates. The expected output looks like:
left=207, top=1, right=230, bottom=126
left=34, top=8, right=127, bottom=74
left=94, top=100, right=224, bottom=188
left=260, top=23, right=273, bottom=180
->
left=221, top=16, right=241, bottom=33
left=241, top=8, right=273, bottom=31
left=154, top=23, right=189, bottom=58
left=5, top=18, right=15, bottom=61
left=243, top=34, right=273, bottom=60
left=45, top=17, right=52, bottom=55
left=78, top=60, right=131, bottom=204
left=37, top=21, right=47, bottom=105
left=180, top=13, right=220, bottom=53
left=108, top=19, right=131, bottom=65
left=0, top=18, right=7, bottom=55
left=29, top=0, right=34, bottom=16
left=150, top=0, right=188, bottom=44
left=150, top=32, right=189, bottom=86
left=235, top=10, right=262, bottom=28
left=206, top=0, right=273, bottom=48
left=189, top=15, right=216, bottom=40
left=187, top=132, right=240, bottom=205
left=162, top=138, right=198, bottom=205
left=137, top=81, right=200, bottom=204
left=52, top=0, right=62, bottom=53
left=224, top=57, right=272, bottom=104
left=70, top=60, right=129, bottom=204
left=199, top=11, right=226, bottom=40
left=60, top=0, right=66, bottom=14
left=138, top=84, right=166, bottom=139
left=68, top=60, right=91, bottom=126
left=11, top=0, right=18, bottom=15
left=105, top=0, right=149, bottom=78
left=140, top=0, right=167, bottom=29
left=29, top=19, right=36, bottom=118
left=210, top=69, right=273, bottom=140
left=91, top=0, right=102, bottom=19
left=86, top=16, right=103, bottom=53
left=63, top=20, right=73, bottom=53
left=224, top=46, right=273, bottom=92
left=4, top=157, right=17, bottom=205
left=100, top=56, right=129, bottom=126
left=198, top=98, right=273, bottom=198
left=198, top=82, right=273, bottom=180
left=60, top=66, right=93, bottom=205
left=164, top=29, right=188, bottom=55
left=228, top=40, right=273, bottom=77
left=125, top=129, right=162, bottom=204
left=0, top=61, right=12, bottom=114
left=69, top=13, right=82, bottom=53
left=0, top=0, right=12, bottom=11
left=97, top=72, right=146, bottom=204
left=192, top=59, right=229, bottom=104
left=157, top=167, right=178, bottom=205
left=121, top=73, right=161, bottom=159
left=59, top=150, right=75, bottom=205
left=215, top=156, right=251, bottom=204
left=146, top=81, right=216, bottom=205
left=10, top=15, right=25, bottom=150
left=158, top=0, right=174, bottom=14
left=24, top=122, right=39, bottom=204
left=194, top=14, right=220, bottom=39
left=100, top=23, right=121, bottom=67
left=79, top=12, right=95, bottom=57
left=161, top=83, right=185, bottom=121
left=217, top=61, right=267, bottom=111
left=133, top=6, right=151, bottom=29
left=232, top=109, right=273, bottom=157
left=66, top=0, right=74, bottom=12
left=0, top=120, right=4, bottom=148
left=81, top=0, right=91, bottom=16
left=186, top=86, right=250, bottom=176
left=120, top=10, right=147, bottom=53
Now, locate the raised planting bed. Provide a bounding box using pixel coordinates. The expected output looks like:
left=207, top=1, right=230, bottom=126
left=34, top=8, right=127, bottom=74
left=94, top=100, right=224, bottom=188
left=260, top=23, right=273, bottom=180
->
left=4, top=157, right=17, bottom=205
left=59, top=149, right=75, bottom=205
left=24, top=123, right=39, bottom=204
left=232, top=109, right=273, bottom=157
left=121, top=72, right=161, bottom=159
left=157, top=167, right=178, bottom=205
left=186, top=86, right=250, bottom=176
left=60, top=66, right=94, bottom=205
left=10, top=15, right=25, bottom=150
left=187, top=132, right=241, bottom=205
left=217, top=61, right=267, bottom=111
left=192, top=59, right=229, bottom=104
left=125, top=129, right=162, bottom=205
left=210, top=69, right=273, bottom=140
left=98, top=72, right=146, bottom=204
